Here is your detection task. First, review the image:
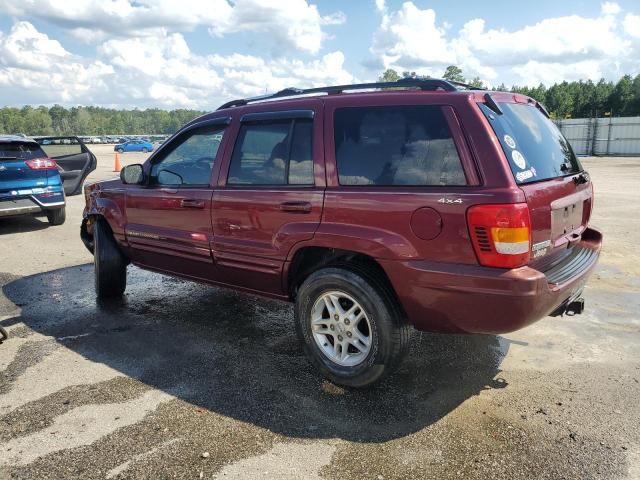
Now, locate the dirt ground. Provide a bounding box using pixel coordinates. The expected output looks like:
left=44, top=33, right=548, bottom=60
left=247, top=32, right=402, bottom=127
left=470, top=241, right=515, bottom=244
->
left=0, top=146, right=639, bottom=479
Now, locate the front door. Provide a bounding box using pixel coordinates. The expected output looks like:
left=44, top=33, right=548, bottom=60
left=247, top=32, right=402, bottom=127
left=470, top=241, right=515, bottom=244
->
left=212, top=106, right=324, bottom=295
left=124, top=120, right=228, bottom=281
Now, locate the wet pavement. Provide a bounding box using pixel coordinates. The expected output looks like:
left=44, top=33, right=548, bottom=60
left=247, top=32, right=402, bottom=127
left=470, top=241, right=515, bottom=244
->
left=0, top=152, right=639, bottom=479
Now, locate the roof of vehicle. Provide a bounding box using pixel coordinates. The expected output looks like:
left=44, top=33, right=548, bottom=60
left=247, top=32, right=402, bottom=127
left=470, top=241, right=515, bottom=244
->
left=0, top=135, right=39, bottom=144
left=180, top=78, right=539, bottom=133
left=216, top=77, right=479, bottom=110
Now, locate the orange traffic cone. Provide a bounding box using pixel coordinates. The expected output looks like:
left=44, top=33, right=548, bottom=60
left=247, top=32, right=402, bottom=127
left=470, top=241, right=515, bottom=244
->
left=113, top=152, right=122, bottom=172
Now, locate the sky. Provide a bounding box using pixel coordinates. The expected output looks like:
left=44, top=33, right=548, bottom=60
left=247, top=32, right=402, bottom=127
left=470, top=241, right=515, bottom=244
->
left=0, top=0, right=639, bottom=110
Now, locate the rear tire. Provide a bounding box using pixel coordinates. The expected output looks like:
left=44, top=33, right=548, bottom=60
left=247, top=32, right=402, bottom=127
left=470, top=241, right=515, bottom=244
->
left=46, top=207, right=66, bottom=225
left=94, top=218, right=127, bottom=298
left=294, top=267, right=410, bottom=388
left=142, top=147, right=148, bottom=153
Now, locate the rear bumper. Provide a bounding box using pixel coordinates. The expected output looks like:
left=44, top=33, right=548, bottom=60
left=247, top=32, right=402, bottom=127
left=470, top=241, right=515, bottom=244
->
left=0, top=190, right=65, bottom=218
left=380, top=227, right=603, bottom=334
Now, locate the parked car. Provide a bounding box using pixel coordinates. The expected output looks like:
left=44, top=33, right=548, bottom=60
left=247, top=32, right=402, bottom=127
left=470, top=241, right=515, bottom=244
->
left=114, top=140, right=154, bottom=153
left=1, top=135, right=95, bottom=225
left=81, top=78, right=601, bottom=387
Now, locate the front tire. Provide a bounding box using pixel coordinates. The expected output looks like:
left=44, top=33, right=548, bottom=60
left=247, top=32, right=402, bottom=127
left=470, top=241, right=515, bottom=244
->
left=295, top=267, right=410, bottom=388
left=94, top=218, right=127, bottom=298
left=46, top=207, right=66, bottom=225
left=142, top=147, right=148, bottom=153
left=117, top=148, right=124, bottom=153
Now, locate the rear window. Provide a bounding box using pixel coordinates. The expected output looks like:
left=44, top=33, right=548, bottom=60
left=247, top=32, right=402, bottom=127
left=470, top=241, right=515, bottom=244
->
left=0, top=142, right=47, bottom=160
left=334, top=106, right=466, bottom=186
left=479, top=102, right=582, bottom=184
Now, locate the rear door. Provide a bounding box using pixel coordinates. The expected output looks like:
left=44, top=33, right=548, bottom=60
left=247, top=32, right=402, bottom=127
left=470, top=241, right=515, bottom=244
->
left=211, top=105, right=324, bottom=295
left=35, top=136, right=97, bottom=195
left=124, top=118, right=229, bottom=281
left=478, top=100, right=593, bottom=265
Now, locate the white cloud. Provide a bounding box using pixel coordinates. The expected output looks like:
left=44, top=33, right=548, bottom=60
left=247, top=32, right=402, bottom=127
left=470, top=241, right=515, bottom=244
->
left=369, top=1, right=639, bottom=86
left=601, top=2, right=622, bottom=15
left=624, top=13, right=640, bottom=38
left=0, top=22, right=355, bottom=108
left=0, top=21, right=69, bottom=70
left=512, top=60, right=604, bottom=86
left=0, top=22, right=113, bottom=103
left=1, top=0, right=344, bottom=54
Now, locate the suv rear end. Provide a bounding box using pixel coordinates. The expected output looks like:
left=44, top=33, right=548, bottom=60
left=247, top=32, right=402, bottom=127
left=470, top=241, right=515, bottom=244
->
left=379, top=91, right=601, bottom=334
left=0, top=136, right=66, bottom=225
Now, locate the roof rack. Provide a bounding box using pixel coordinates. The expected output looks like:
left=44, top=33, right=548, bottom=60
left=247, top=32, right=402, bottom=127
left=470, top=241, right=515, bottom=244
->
left=217, top=77, right=478, bottom=110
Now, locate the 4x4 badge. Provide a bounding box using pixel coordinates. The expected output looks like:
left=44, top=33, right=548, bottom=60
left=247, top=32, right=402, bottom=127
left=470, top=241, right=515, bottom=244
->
left=438, top=197, right=463, bottom=204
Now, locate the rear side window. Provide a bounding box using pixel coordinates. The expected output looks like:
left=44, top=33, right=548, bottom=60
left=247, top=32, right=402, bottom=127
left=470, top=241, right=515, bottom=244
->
left=37, top=137, right=83, bottom=157
left=0, top=142, right=47, bottom=160
left=479, top=102, right=582, bottom=184
left=228, top=119, right=314, bottom=186
left=334, top=106, right=466, bottom=186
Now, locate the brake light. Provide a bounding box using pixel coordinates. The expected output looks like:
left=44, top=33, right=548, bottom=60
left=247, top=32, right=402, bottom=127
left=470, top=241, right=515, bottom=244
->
left=467, top=203, right=531, bottom=268
left=25, top=158, right=58, bottom=170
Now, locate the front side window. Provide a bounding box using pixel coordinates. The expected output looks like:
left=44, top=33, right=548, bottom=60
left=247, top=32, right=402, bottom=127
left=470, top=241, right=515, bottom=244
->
left=228, top=119, right=314, bottom=186
left=150, top=125, right=224, bottom=186
left=334, top=105, right=466, bottom=186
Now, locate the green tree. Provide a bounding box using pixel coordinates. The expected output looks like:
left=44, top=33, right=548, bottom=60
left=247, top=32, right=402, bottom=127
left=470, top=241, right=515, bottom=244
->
left=610, top=75, right=634, bottom=116
left=378, top=68, right=401, bottom=82
left=469, top=76, right=485, bottom=89
left=443, top=65, right=464, bottom=83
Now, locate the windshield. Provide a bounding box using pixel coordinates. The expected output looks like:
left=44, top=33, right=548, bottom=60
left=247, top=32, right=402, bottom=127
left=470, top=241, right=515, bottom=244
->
left=479, top=102, right=582, bottom=184
left=0, top=142, right=47, bottom=160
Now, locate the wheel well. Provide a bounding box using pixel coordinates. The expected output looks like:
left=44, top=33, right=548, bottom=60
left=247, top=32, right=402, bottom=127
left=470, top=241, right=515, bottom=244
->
left=80, top=215, right=113, bottom=254
left=287, top=247, right=405, bottom=316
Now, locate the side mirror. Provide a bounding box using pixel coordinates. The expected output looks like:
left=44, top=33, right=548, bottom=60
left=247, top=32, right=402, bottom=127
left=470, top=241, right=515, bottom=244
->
left=120, top=164, right=144, bottom=184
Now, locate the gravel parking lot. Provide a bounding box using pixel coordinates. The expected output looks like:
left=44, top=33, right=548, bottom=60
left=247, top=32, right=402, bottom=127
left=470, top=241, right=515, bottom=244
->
left=0, top=145, right=639, bottom=479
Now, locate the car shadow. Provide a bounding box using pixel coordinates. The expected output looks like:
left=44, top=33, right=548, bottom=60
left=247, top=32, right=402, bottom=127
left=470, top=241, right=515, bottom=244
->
left=0, top=214, right=50, bottom=234
left=1, top=264, right=510, bottom=443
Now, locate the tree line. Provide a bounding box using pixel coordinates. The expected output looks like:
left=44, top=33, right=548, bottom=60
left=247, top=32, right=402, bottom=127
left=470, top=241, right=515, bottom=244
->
left=0, top=106, right=205, bottom=137
left=381, top=66, right=640, bottom=119
left=2, top=67, right=639, bottom=136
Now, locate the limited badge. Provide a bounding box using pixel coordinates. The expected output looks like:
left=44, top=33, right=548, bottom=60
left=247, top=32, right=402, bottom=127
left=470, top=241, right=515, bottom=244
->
left=512, top=150, right=526, bottom=169
left=504, top=134, right=516, bottom=149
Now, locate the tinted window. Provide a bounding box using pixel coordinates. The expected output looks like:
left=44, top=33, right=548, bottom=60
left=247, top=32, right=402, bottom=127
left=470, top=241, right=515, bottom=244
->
left=479, top=102, right=582, bottom=184
left=37, top=137, right=82, bottom=157
left=228, top=119, right=314, bottom=185
left=334, top=106, right=466, bottom=186
left=150, top=125, right=224, bottom=186
left=0, top=142, right=47, bottom=160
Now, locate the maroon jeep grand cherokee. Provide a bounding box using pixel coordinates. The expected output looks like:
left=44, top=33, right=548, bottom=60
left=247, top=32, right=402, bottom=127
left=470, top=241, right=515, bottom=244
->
left=82, top=78, right=602, bottom=387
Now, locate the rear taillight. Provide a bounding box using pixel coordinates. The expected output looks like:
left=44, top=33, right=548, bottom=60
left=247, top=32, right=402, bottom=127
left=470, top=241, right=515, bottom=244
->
left=25, top=158, right=58, bottom=170
left=467, top=203, right=531, bottom=268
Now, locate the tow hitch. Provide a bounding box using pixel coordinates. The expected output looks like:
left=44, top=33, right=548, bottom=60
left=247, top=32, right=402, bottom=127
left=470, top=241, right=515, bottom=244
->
left=550, top=298, right=585, bottom=317
left=565, top=298, right=585, bottom=316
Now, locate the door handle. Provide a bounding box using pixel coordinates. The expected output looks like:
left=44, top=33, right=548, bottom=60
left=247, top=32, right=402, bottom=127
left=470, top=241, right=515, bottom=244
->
left=181, top=199, right=205, bottom=209
left=280, top=201, right=312, bottom=213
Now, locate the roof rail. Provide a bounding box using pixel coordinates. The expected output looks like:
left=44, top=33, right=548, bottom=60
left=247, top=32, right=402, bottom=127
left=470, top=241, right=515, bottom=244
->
left=217, top=77, right=464, bottom=110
